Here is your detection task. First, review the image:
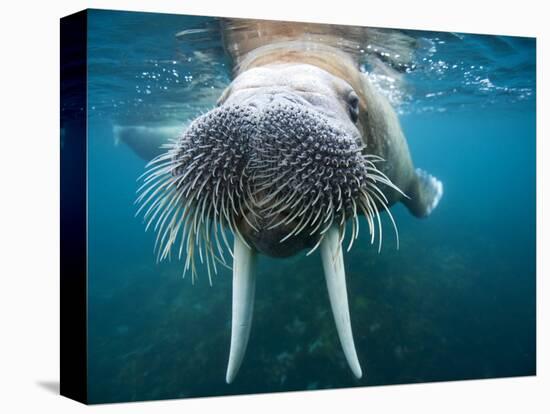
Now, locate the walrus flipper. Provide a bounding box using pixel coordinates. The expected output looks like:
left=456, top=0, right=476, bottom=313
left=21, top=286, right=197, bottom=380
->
left=113, top=125, right=185, bottom=162
left=404, top=168, right=444, bottom=218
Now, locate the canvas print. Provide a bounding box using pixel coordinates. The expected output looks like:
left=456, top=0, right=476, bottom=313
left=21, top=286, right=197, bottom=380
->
left=60, top=9, right=536, bottom=404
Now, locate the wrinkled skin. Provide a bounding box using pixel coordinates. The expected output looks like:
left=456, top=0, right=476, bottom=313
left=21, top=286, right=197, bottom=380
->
left=218, top=63, right=361, bottom=139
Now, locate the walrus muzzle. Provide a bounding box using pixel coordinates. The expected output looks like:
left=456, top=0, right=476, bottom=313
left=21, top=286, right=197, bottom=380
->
left=137, top=95, right=403, bottom=383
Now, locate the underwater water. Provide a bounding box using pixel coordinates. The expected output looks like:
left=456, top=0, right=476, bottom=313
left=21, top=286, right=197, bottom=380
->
left=82, top=9, right=536, bottom=403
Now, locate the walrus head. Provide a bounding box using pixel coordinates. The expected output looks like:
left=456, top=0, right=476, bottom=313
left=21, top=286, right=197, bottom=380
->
left=136, top=63, right=403, bottom=382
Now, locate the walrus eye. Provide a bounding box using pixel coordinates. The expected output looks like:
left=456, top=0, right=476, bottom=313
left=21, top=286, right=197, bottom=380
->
left=347, top=91, right=360, bottom=123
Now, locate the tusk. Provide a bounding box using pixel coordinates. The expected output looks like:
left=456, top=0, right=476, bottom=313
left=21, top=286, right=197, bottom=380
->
left=226, top=235, right=257, bottom=384
left=320, top=226, right=363, bottom=379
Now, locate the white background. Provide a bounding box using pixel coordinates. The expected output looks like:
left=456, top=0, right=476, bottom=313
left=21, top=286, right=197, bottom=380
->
left=0, top=0, right=547, bottom=412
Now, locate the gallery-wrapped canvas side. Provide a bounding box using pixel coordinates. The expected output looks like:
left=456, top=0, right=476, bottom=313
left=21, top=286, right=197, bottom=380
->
left=60, top=9, right=88, bottom=404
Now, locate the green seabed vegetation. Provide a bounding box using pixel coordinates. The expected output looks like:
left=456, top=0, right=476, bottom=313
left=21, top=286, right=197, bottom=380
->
left=88, top=216, right=535, bottom=403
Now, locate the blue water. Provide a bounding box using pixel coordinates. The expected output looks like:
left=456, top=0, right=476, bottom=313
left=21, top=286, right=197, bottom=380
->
left=84, top=9, right=536, bottom=403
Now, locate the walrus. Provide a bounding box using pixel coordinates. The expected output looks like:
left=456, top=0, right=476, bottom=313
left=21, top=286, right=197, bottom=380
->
left=133, top=18, right=443, bottom=384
